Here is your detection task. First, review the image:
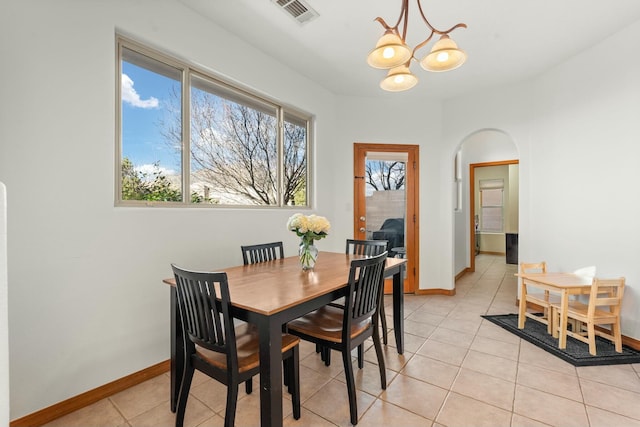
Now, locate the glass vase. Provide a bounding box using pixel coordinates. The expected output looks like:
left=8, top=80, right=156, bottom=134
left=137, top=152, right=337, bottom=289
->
left=299, top=238, right=318, bottom=270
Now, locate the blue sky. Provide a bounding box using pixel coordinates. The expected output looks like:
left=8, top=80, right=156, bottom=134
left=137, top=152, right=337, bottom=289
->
left=121, top=62, right=180, bottom=176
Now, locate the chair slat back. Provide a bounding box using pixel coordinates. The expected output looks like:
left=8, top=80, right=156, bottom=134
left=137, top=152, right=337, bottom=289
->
left=171, top=264, right=235, bottom=359
left=346, top=239, right=388, bottom=257
left=241, top=241, right=284, bottom=265
left=520, top=261, right=547, bottom=274
left=520, top=262, right=547, bottom=290
left=343, top=252, right=388, bottom=337
left=588, top=277, right=625, bottom=317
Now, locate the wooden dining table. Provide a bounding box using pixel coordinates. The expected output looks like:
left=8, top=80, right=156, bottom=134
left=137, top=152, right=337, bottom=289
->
left=516, top=272, right=593, bottom=349
left=163, top=251, right=407, bottom=427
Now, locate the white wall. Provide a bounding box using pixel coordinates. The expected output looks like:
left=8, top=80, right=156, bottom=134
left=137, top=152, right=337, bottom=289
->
left=0, top=0, right=340, bottom=419
left=0, top=183, right=9, bottom=426
left=445, top=20, right=640, bottom=339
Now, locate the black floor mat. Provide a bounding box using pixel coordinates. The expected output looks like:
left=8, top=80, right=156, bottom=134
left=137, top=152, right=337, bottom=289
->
left=482, top=313, right=640, bottom=366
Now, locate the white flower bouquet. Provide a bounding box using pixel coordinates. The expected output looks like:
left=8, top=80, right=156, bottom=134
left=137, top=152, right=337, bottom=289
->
left=286, top=213, right=331, bottom=240
left=286, top=213, right=331, bottom=269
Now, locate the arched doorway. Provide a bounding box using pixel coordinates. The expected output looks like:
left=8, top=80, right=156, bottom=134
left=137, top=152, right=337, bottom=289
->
left=453, top=129, right=519, bottom=277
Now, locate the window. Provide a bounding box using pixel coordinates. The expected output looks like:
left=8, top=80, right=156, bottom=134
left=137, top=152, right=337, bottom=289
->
left=116, top=36, right=311, bottom=207
left=479, top=179, right=503, bottom=232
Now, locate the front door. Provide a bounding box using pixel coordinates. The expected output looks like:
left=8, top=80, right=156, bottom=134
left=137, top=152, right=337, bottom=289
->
left=353, top=143, right=418, bottom=293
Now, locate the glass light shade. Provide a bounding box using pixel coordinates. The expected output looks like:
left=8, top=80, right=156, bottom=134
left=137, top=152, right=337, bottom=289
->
left=367, top=31, right=412, bottom=69
left=380, top=65, right=418, bottom=92
left=420, top=35, right=467, bottom=72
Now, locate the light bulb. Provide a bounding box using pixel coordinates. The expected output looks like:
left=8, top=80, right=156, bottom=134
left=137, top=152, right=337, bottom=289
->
left=382, top=47, right=395, bottom=59
left=394, top=75, right=405, bottom=84
left=436, top=51, right=449, bottom=62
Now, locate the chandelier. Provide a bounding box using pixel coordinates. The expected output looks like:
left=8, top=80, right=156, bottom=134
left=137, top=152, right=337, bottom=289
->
left=367, top=0, right=467, bottom=92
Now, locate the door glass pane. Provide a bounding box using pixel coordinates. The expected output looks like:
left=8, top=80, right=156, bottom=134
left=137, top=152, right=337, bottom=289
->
left=364, top=152, right=407, bottom=259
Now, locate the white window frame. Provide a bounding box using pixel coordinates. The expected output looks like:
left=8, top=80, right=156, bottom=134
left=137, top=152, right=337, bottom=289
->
left=115, top=35, right=312, bottom=208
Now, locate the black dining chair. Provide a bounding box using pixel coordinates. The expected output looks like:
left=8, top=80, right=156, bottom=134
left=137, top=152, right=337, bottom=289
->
left=171, top=264, right=301, bottom=427
left=286, top=252, right=388, bottom=425
left=241, top=241, right=284, bottom=265
left=347, top=239, right=389, bottom=345
left=346, top=238, right=388, bottom=257
left=240, top=241, right=297, bottom=385
left=317, top=239, right=390, bottom=365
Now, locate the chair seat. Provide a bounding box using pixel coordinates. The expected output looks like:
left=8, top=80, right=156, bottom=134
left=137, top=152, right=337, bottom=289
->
left=196, top=323, right=300, bottom=373
left=552, top=301, right=619, bottom=323
left=287, top=305, right=372, bottom=343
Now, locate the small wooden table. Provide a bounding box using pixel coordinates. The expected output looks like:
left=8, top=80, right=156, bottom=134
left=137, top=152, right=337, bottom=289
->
left=516, top=272, right=592, bottom=348
left=163, top=252, right=406, bottom=427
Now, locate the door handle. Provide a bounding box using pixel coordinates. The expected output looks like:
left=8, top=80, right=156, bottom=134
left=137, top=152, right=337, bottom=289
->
left=359, top=216, right=366, bottom=222
left=359, top=227, right=366, bottom=232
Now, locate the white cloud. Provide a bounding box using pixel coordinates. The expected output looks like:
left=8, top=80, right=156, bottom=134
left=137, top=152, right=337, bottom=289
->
left=121, top=74, right=159, bottom=109
left=135, top=163, right=177, bottom=177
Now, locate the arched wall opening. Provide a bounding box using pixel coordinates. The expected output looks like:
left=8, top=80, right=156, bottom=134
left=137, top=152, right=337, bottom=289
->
left=453, top=129, right=519, bottom=279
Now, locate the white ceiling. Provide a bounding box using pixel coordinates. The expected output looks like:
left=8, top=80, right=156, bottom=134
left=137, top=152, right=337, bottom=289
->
left=178, top=0, right=640, bottom=100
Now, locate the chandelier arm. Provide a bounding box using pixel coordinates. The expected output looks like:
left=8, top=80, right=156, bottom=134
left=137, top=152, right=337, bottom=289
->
left=416, top=0, right=467, bottom=35
left=400, top=0, right=409, bottom=41
left=373, top=16, right=393, bottom=32
left=411, top=32, right=435, bottom=58
left=376, top=0, right=410, bottom=34
left=436, top=22, right=468, bottom=36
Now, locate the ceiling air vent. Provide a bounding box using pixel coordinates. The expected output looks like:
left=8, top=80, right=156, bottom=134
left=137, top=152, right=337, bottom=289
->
left=273, top=0, right=319, bottom=25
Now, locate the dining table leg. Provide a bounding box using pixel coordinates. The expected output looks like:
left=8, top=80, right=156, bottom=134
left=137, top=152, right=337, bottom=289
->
left=558, top=291, right=569, bottom=349
left=392, top=263, right=405, bottom=354
left=256, top=315, right=284, bottom=427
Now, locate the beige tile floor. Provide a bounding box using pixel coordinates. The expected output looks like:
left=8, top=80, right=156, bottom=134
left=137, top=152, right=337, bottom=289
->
left=43, top=255, right=640, bottom=427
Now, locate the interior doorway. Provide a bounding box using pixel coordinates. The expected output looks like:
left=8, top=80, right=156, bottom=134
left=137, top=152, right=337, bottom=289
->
left=469, top=160, right=519, bottom=272
left=353, top=143, right=418, bottom=293
left=453, top=129, right=519, bottom=280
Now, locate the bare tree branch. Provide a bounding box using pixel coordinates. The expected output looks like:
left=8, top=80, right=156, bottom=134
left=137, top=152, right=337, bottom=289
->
left=160, top=88, right=307, bottom=205
left=365, top=160, right=405, bottom=191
